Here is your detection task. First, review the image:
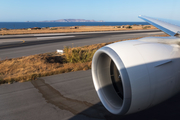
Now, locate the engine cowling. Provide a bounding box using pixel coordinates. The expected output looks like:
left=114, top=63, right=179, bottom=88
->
left=92, top=38, right=180, bottom=115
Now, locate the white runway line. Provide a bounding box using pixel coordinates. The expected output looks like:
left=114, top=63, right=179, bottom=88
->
left=37, top=36, right=75, bottom=39
left=63, top=29, right=161, bottom=35
left=34, top=33, right=66, bottom=36
left=120, top=32, right=164, bottom=36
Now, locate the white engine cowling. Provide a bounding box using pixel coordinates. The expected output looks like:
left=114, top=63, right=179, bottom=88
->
left=92, top=38, right=180, bottom=115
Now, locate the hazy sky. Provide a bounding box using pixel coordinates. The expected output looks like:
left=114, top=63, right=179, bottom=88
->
left=1, top=0, right=180, bottom=22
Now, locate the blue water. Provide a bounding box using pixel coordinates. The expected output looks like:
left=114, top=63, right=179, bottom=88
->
left=0, top=22, right=149, bottom=29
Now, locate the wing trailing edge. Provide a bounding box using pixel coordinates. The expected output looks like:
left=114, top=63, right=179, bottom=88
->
left=139, top=15, right=180, bottom=36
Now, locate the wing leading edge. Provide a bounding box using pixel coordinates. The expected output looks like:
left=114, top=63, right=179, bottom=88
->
left=139, top=15, right=180, bottom=36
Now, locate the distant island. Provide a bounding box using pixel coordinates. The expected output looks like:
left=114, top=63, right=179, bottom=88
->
left=26, top=19, right=104, bottom=22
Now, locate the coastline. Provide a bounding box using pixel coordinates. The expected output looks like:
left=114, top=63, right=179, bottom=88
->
left=0, top=22, right=149, bottom=29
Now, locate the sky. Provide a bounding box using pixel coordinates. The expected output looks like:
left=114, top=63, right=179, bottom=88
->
left=0, top=0, right=180, bottom=22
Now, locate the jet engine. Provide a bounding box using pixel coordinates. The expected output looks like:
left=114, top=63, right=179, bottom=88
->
left=92, top=37, right=180, bottom=115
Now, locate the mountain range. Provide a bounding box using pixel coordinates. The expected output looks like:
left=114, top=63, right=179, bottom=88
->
left=38, top=19, right=104, bottom=22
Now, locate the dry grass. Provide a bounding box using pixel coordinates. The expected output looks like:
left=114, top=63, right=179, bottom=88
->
left=0, top=25, right=157, bottom=35
left=0, top=54, right=91, bottom=84
left=0, top=34, right=169, bottom=84
left=63, top=47, right=96, bottom=63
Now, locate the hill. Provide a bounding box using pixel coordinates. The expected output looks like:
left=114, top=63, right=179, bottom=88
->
left=39, top=19, right=104, bottom=22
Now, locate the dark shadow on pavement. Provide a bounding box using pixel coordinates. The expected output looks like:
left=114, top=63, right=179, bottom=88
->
left=69, top=92, right=180, bottom=120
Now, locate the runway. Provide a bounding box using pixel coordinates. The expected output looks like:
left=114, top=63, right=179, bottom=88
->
left=0, top=29, right=163, bottom=60
left=1, top=70, right=180, bottom=120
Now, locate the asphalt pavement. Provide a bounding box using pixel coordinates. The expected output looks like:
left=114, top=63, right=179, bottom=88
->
left=1, top=70, right=180, bottom=120
left=0, top=29, right=163, bottom=60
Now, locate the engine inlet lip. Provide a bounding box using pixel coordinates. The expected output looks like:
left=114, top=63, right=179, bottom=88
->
left=92, top=46, right=132, bottom=115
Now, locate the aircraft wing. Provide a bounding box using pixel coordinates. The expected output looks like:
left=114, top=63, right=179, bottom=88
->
left=139, top=15, right=180, bottom=36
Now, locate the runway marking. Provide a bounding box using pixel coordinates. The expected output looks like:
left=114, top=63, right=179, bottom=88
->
left=21, top=40, right=25, bottom=43
left=12, top=39, right=25, bottom=43
left=37, top=36, right=75, bottom=39
left=0, top=39, right=25, bottom=49
left=33, top=33, right=66, bottom=36
left=117, top=32, right=164, bottom=36
left=63, top=29, right=162, bottom=35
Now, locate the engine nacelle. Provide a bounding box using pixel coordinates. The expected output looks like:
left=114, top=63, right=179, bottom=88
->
left=92, top=38, right=180, bottom=115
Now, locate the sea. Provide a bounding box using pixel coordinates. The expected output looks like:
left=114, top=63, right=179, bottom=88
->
left=0, top=22, right=149, bottom=29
